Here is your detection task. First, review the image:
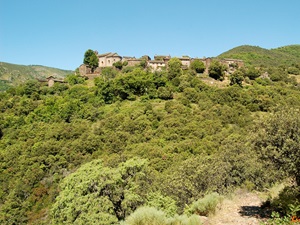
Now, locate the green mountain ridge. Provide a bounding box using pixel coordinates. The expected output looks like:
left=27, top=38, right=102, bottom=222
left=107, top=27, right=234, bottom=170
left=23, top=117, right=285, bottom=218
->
left=0, top=62, right=73, bottom=91
left=218, top=44, right=300, bottom=67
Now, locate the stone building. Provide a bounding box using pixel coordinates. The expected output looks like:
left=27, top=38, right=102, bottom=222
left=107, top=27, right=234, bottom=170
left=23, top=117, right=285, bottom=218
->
left=122, top=56, right=143, bottom=67
left=98, top=52, right=122, bottom=68
left=178, top=56, right=191, bottom=69
left=37, top=76, right=65, bottom=87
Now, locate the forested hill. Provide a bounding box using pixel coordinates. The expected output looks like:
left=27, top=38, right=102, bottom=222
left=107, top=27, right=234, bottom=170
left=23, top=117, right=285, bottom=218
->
left=218, top=44, right=300, bottom=67
left=0, top=62, right=73, bottom=91
left=1, top=55, right=300, bottom=224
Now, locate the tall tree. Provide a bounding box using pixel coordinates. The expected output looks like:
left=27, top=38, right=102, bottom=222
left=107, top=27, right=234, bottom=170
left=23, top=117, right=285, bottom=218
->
left=229, top=70, right=244, bottom=86
left=208, top=61, right=227, bottom=81
left=190, top=59, right=205, bottom=73
left=83, top=49, right=99, bottom=72
left=167, top=58, right=182, bottom=80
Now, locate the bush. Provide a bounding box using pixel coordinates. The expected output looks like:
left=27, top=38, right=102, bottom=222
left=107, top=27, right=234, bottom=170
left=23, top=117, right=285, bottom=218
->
left=123, top=207, right=167, bottom=225
left=158, top=87, right=173, bottom=100
left=123, top=207, right=203, bottom=225
left=146, top=192, right=178, bottom=216
left=184, top=193, right=223, bottom=216
left=167, top=214, right=202, bottom=225
left=269, top=186, right=300, bottom=217
left=190, top=60, right=205, bottom=73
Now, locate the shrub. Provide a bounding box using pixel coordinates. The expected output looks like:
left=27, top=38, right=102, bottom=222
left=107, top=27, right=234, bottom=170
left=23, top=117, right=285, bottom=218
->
left=146, top=192, right=178, bottom=216
left=158, top=87, right=173, bottom=100
left=167, top=214, right=202, bottom=225
left=190, top=59, right=205, bottom=73
left=184, top=193, right=223, bottom=216
left=124, top=207, right=167, bottom=225
left=269, top=186, right=300, bottom=217
left=123, top=207, right=203, bottom=225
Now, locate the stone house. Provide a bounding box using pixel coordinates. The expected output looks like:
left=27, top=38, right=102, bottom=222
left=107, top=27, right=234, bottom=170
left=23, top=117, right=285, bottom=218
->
left=148, top=60, right=166, bottom=71
left=122, top=56, right=143, bottom=67
left=178, top=56, right=191, bottom=69
left=220, top=58, right=244, bottom=68
left=37, top=76, right=65, bottom=87
left=98, top=52, right=122, bottom=68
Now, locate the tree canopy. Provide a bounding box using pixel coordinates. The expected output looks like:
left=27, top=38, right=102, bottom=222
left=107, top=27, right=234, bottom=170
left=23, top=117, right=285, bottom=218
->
left=51, top=158, right=151, bottom=224
left=83, top=49, right=99, bottom=72
left=190, top=59, right=205, bottom=73
left=208, top=61, right=227, bottom=80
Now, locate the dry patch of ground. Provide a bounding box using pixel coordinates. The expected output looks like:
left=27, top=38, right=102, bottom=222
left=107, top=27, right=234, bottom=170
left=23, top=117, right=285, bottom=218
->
left=206, top=190, right=268, bottom=225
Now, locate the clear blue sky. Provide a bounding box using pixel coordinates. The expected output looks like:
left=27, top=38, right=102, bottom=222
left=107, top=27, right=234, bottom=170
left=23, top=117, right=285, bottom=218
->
left=0, top=0, right=299, bottom=70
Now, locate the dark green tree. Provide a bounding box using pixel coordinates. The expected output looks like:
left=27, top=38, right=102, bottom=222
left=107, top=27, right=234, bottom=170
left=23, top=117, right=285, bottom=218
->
left=190, top=59, right=205, bottom=73
left=208, top=61, right=227, bottom=81
left=167, top=58, right=182, bottom=80
left=113, top=61, right=123, bottom=70
left=65, top=74, right=86, bottom=85
left=254, top=108, right=300, bottom=186
left=229, top=70, right=244, bottom=86
left=83, top=49, right=99, bottom=72
left=245, top=66, right=261, bottom=80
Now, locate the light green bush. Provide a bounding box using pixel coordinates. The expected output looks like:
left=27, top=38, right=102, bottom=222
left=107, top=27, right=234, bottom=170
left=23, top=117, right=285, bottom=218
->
left=184, top=192, right=223, bottom=216
left=167, top=214, right=202, bottom=225
left=146, top=192, right=178, bottom=216
left=123, top=206, right=202, bottom=225
left=124, top=206, right=167, bottom=225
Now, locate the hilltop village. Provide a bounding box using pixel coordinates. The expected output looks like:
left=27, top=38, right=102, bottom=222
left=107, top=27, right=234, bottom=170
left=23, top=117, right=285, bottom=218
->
left=79, top=51, right=244, bottom=77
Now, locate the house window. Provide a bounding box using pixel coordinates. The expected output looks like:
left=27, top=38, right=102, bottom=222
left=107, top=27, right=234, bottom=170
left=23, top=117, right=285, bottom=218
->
left=108, top=60, right=110, bottom=63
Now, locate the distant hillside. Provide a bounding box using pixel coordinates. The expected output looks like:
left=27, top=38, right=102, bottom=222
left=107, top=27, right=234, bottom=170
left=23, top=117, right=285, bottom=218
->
left=271, top=45, right=300, bottom=59
left=0, top=62, right=73, bottom=91
left=218, top=45, right=300, bottom=67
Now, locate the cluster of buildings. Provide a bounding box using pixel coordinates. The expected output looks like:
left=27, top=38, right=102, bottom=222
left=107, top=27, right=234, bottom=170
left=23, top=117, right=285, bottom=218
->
left=79, top=51, right=244, bottom=76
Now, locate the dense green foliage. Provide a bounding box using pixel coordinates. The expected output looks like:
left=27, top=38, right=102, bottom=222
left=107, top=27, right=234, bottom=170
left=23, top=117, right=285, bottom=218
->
left=0, top=62, right=72, bottom=91
left=51, top=158, right=150, bottom=224
left=1, top=48, right=300, bottom=224
left=190, top=59, right=205, bottom=73
left=208, top=61, right=226, bottom=80
left=254, top=109, right=300, bottom=186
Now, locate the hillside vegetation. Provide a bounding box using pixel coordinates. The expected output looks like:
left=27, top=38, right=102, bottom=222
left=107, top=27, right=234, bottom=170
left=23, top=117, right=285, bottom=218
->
left=0, top=62, right=73, bottom=91
left=1, top=47, right=300, bottom=225
left=218, top=44, right=300, bottom=67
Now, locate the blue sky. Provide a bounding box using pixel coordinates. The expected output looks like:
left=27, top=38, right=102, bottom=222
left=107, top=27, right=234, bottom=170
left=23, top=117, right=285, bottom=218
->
left=0, top=0, right=299, bottom=70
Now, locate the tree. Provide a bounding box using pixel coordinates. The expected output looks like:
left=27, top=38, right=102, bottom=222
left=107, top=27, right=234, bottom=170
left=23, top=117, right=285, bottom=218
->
left=245, top=66, right=260, bottom=80
left=208, top=61, right=227, bottom=81
left=167, top=58, right=182, bottom=80
left=254, top=108, right=300, bottom=186
left=113, top=61, right=123, bottom=70
left=65, top=74, right=86, bottom=85
left=83, top=49, right=99, bottom=72
left=190, top=59, right=205, bottom=73
left=51, top=158, right=151, bottom=224
left=229, top=70, right=244, bottom=86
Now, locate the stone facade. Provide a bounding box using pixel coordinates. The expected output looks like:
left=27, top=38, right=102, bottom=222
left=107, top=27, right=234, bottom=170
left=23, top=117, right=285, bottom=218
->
left=122, top=56, right=143, bottom=67
left=98, top=52, right=122, bottom=68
